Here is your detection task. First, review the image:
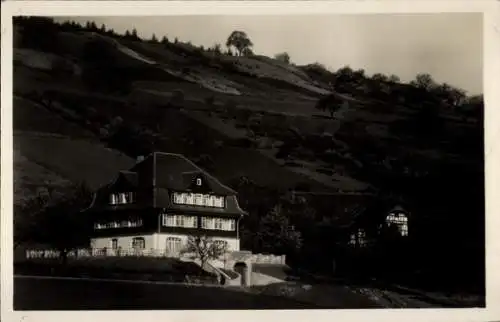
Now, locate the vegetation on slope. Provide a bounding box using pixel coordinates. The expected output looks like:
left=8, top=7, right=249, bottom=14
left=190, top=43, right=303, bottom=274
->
left=13, top=17, right=484, bottom=299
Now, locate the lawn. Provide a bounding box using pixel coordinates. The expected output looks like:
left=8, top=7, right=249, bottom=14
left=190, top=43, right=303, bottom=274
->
left=14, top=276, right=321, bottom=310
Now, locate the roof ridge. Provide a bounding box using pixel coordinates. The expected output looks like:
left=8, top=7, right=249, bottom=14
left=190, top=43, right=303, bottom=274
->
left=181, top=170, right=201, bottom=175
left=119, top=170, right=137, bottom=174
left=175, top=153, right=237, bottom=195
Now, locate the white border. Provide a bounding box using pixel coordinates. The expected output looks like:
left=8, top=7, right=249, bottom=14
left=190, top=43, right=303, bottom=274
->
left=2, top=1, right=500, bottom=322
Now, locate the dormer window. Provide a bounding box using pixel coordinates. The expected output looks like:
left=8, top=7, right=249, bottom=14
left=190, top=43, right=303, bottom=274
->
left=109, top=192, right=135, bottom=205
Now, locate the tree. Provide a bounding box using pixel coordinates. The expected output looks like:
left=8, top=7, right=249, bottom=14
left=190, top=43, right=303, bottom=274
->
left=241, top=47, right=254, bottom=57
left=14, top=191, right=51, bottom=249
left=150, top=33, right=158, bottom=44
left=19, top=17, right=60, bottom=53
left=371, top=73, right=388, bottom=82
left=411, top=73, right=436, bottom=91
left=131, top=28, right=139, bottom=40
left=315, top=93, right=346, bottom=119
left=37, top=183, right=93, bottom=262
left=15, top=183, right=94, bottom=262
left=255, top=204, right=303, bottom=256
left=274, top=52, right=291, bottom=64
left=213, top=43, right=222, bottom=55
left=183, top=235, right=228, bottom=269
left=388, top=74, right=400, bottom=83
left=161, top=36, right=169, bottom=44
left=226, top=30, right=253, bottom=56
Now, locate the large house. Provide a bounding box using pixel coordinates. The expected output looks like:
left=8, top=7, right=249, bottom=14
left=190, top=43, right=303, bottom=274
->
left=85, top=152, right=248, bottom=256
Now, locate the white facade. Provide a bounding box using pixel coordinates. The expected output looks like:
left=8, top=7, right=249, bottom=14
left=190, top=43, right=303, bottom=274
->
left=91, top=233, right=240, bottom=256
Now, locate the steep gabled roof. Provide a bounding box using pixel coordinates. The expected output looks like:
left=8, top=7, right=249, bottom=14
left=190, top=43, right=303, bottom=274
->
left=118, top=170, right=138, bottom=187
left=133, top=152, right=236, bottom=195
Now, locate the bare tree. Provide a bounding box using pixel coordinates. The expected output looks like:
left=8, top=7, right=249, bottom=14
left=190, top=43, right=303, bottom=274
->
left=183, top=234, right=228, bottom=269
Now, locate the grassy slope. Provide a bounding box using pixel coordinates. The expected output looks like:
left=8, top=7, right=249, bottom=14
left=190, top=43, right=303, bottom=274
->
left=13, top=27, right=480, bottom=200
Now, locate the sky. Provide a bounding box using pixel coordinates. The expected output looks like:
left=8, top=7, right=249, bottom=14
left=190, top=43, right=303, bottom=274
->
left=57, top=13, right=483, bottom=94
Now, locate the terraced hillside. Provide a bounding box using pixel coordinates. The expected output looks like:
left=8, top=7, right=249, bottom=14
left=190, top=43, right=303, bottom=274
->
left=12, top=18, right=484, bottom=297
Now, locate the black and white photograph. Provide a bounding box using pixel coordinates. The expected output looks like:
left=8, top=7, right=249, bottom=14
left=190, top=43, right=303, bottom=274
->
left=1, top=1, right=500, bottom=321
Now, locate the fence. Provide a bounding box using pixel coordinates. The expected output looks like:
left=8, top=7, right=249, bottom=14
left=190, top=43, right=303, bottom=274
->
left=24, top=248, right=286, bottom=265
left=249, top=253, right=287, bottom=265
left=24, top=248, right=189, bottom=259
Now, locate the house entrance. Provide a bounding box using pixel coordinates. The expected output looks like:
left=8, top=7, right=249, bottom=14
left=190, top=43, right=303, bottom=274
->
left=233, top=262, right=248, bottom=286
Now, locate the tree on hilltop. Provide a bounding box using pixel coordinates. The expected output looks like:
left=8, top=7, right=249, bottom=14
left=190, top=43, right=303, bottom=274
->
left=275, top=52, right=291, bottom=64
left=388, top=74, right=400, bottom=83
left=150, top=33, right=158, bottom=44
left=411, top=73, right=437, bottom=91
left=226, top=30, right=253, bottom=56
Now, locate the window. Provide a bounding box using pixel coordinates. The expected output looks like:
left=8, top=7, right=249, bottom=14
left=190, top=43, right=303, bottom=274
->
left=171, top=192, right=225, bottom=208
left=132, top=237, right=145, bottom=250
left=111, top=238, right=118, bottom=250
left=196, top=178, right=202, bottom=186
left=214, top=196, right=224, bottom=208
left=214, top=240, right=228, bottom=250
left=166, top=237, right=183, bottom=255
left=185, top=216, right=197, bottom=228
left=349, top=229, right=367, bottom=247
left=175, top=215, right=185, bottom=227
left=201, top=217, right=215, bottom=229
left=214, top=218, right=223, bottom=230
left=386, top=212, right=409, bottom=237
left=119, top=193, right=127, bottom=204
left=201, top=217, right=236, bottom=231
left=163, top=214, right=176, bottom=227
left=349, top=233, right=356, bottom=246
left=162, top=214, right=197, bottom=228
left=173, top=193, right=183, bottom=204
left=194, top=194, right=203, bottom=206
left=94, top=217, right=143, bottom=230
left=109, top=192, right=135, bottom=205
left=203, top=195, right=212, bottom=207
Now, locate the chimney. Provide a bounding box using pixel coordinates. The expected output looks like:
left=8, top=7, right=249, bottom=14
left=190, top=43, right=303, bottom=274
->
left=136, top=155, right=145, bottom=163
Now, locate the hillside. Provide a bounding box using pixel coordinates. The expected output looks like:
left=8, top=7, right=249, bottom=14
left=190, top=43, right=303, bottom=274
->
left=12, top=17, right=485, bottom=296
